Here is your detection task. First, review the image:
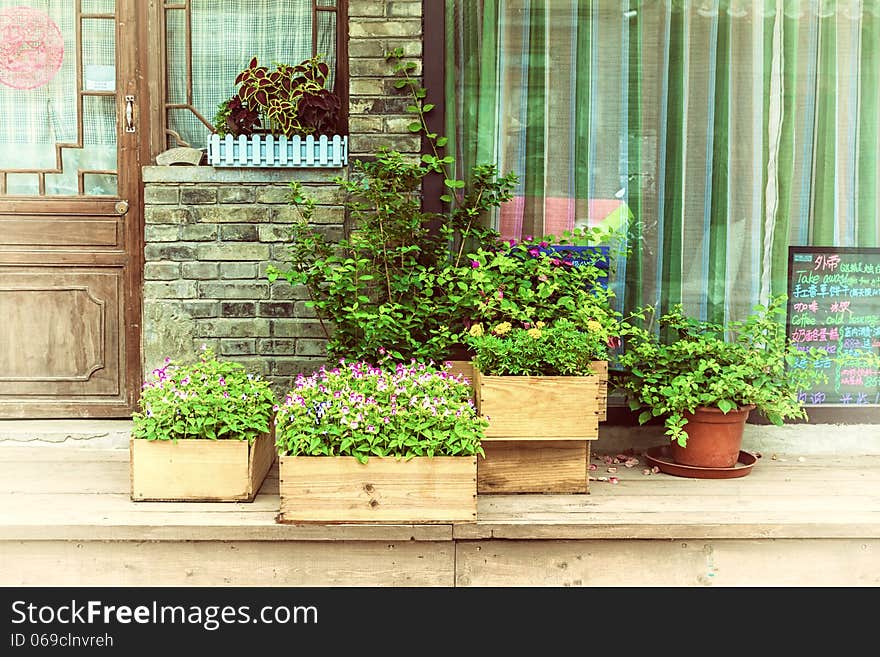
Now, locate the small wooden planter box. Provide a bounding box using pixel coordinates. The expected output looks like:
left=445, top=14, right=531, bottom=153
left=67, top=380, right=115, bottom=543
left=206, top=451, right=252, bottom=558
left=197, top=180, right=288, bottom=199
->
left=473, top=362, right=607, bottom=494
left=473, top=361, right=607, bottom=438
left=277, top=456, right=477, bottom=524
left=130, top=432, right=275, bottom=502
left=207, top=133, right=348, bottom=168
left=478, top=440, right=591, bottom=494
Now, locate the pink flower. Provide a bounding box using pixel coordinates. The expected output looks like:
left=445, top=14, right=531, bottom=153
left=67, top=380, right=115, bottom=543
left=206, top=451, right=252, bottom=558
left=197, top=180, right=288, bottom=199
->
left=539, top=241, right=549, bottom=248
left=528, top=247, right=539, bottom=257
left=470, top=260, right=480, bottom=268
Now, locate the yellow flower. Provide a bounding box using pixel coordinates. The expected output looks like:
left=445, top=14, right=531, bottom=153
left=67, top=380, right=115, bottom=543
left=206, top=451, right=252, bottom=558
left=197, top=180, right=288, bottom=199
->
left=527, top=328, right=543, bottom=339
left=493, top=321, right=512, bottom=335
left=468, top=323, right=484, bottom=337
left=586, top=320, right=603, bottom=333
left=535, top=321, right=546, bottom=329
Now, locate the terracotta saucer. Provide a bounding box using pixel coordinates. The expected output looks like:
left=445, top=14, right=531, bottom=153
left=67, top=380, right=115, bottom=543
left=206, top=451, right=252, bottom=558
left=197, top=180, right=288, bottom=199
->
left=644, top=445, right=758, bottom=479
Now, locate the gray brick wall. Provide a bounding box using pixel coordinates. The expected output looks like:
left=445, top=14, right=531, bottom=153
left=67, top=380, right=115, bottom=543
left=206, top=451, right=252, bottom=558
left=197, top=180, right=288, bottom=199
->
left=142, top=2, right=424, bottom=394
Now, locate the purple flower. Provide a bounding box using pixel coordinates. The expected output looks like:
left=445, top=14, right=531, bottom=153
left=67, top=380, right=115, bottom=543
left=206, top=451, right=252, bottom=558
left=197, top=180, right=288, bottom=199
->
left=539, top=241, right=549, bottom=248
left=218, top=376, right=226, bottom=386
left=470, top=260, right=480, bottom=268
left=528, top=247, right=539, bottom=257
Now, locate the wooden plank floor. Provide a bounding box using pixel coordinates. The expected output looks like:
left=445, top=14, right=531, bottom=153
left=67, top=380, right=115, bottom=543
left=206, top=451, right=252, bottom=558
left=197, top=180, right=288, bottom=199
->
left=2, top=446, right=879, bottom=586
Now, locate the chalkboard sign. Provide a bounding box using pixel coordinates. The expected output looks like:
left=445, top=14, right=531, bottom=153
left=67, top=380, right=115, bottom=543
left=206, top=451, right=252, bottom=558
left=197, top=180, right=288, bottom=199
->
left=787, top=246, right=880, bottom=406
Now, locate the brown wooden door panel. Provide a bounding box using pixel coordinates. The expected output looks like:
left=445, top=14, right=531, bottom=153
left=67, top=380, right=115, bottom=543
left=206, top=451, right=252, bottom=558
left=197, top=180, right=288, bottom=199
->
left=0, top=1, right=144, bottom=418
left=0, top=214, right=123, bottom=249
left=0, top=267, right=123, bottom=398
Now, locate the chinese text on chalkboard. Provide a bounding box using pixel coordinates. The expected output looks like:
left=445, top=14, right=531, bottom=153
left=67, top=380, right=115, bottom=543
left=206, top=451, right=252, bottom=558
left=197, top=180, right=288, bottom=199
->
left=787, top=247, right=880, bottom=406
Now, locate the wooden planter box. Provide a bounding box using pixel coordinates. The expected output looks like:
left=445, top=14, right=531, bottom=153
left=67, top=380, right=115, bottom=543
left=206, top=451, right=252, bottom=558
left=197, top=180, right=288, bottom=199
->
left=130, top=431, right=275, bottom=502
left=473, top=361, right=608, bottom=438
left=206, top=133, right=348, bottom=168
left=277, top=456, right=477, bottom=524
left=446, top=359, right=475, bottom=399
left=478, top=440, right=591, bottom=494
left=473, top=362, right=607, bottom=494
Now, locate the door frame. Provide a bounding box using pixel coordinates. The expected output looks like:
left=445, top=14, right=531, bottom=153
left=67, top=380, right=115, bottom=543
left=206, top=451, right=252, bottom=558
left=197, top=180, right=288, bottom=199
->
left=0, top=0, right=149, bottom=418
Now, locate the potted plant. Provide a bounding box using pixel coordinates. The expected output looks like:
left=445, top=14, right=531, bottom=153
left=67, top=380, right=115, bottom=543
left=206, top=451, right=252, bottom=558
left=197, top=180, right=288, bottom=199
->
left=130, top=347, right=277, bottom=501
left=274, top=360, right=486, bottom=523
left=207, top=54, right=347, bottom=168
left=613, top=295, right=829, bottom=469
left=464, top=317, right=618, bottom=494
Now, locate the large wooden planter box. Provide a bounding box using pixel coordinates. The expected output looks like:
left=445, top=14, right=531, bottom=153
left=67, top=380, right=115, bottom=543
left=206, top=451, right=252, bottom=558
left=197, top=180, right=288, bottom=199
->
left=207, top=133, right=348, bottom=168
left=473, top=362, right=607, bottom=494
left=130, top=432, right=275, bottom=502
left=277, top=456, right=477, bottom=524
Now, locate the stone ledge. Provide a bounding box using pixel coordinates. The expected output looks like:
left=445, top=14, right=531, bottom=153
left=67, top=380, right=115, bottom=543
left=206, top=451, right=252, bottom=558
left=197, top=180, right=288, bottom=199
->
left=143, top=166, right=344, bottom=184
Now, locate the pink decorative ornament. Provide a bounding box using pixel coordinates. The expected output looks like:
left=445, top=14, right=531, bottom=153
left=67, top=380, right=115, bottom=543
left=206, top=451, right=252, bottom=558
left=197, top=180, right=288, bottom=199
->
left=0, top=6, right=64, bottom=90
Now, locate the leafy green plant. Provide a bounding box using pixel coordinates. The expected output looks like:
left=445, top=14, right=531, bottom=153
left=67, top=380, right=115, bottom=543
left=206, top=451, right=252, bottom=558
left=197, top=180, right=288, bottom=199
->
left=274, top=360, right=487, bottom=463
left=213, top=54, right=340, bottom=137
left=461, top=234, right=626, bottom=349
left=267, top=50, right=517, bottom=363
left=466, top=318, right=607, bottom=376
left=132, top=347, right=276, bottom=443
left=612, top=295, right=829, bottom=447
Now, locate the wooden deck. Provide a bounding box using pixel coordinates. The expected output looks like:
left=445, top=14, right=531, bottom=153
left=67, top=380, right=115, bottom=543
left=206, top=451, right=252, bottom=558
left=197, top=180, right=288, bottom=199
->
left=1, top=446, right=878, bottom=586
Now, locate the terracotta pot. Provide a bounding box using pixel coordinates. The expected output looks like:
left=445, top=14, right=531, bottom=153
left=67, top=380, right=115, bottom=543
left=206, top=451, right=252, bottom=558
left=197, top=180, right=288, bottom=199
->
left=671, top=405, right=755, bottom=468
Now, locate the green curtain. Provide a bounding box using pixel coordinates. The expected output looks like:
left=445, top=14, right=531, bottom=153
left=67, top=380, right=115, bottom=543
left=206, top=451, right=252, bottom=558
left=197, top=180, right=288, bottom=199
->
left=447, top=0, right=880, bottom=323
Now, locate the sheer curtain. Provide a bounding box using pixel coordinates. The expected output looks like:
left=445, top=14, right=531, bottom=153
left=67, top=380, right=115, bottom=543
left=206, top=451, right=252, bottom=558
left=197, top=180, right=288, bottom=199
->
left=446, top=0, right=880, bottom=323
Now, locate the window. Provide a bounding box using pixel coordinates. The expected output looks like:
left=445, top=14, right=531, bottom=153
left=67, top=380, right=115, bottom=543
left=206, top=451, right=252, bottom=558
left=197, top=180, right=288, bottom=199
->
left=162, top=0, right=346, bottom=150
left=447, top=1, right=880, bottom=323
left=0, top=0, right=117, bottom=196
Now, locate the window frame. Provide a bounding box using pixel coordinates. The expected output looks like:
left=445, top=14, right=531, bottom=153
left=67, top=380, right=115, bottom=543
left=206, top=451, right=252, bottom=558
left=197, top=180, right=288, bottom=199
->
left=147, top=0, right=348, bottom=159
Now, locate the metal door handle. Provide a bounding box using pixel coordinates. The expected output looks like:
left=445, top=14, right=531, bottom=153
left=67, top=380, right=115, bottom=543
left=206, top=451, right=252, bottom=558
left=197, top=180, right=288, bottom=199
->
left=125, top=95, right=136, bottom=133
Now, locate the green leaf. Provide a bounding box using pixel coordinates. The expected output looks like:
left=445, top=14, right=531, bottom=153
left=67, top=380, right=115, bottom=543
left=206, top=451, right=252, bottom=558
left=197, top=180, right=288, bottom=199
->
left=638, top=411, right=653, bottom=425
left=716, top=399, right=736, bottom=414
left=408, top=121, right=422, bottom=132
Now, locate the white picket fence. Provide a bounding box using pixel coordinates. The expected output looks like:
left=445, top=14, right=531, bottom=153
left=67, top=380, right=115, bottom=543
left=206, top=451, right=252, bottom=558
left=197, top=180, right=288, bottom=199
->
left=207, top=133, right=348, bottom=168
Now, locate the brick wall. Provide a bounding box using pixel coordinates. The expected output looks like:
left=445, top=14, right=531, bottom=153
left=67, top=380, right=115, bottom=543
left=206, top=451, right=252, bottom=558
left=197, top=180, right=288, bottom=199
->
left=142, top=0, right=424, bottom=393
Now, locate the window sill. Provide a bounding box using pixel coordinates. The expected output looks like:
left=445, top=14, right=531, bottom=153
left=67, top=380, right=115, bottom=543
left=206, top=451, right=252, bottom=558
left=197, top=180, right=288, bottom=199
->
left=142, top=166, right=345, bottom=185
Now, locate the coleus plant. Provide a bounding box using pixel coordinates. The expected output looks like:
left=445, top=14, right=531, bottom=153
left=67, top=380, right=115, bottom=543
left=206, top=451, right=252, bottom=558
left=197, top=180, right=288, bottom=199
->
left=212, top=54, right=340, bottom=137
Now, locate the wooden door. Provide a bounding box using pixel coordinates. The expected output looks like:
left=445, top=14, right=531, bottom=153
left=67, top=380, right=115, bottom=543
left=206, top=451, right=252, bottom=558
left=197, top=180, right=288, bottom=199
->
left=0, top=0, right=146, bottom=417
